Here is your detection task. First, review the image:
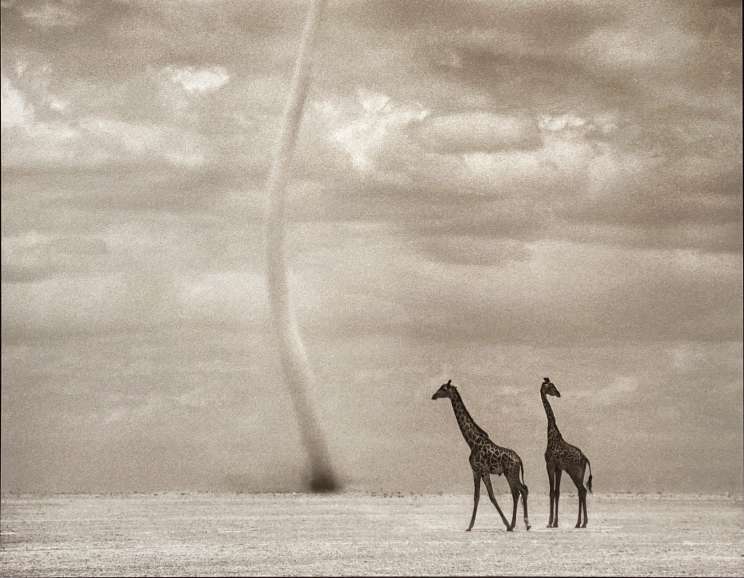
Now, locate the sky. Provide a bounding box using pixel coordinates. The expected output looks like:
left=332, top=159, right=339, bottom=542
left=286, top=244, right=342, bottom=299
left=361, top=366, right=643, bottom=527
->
left=1, top=0, right=742, bottom=495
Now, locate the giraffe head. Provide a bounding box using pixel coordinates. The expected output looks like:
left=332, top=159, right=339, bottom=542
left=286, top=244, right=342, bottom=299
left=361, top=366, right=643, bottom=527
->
left=431, top=379, right=456, bottom=400
left=541, top=376, right=561, bottom=397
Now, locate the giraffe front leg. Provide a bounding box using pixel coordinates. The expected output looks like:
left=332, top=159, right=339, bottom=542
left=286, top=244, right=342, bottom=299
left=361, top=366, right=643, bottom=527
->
left=552, top=469, right=562, bottom=528
left=467, top=469, right=480, bottom=532
left=509, top=486, right=519, bottom=531
left=482, top=474, right=511, bottom=531
left=546, top=462, right=554, bottom=528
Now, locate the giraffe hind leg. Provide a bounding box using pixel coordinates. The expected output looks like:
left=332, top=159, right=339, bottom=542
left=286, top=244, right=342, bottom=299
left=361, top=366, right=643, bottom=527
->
left=509, top=486, right=519, bottom=531
left=581, top=488, right=588, bottom=528
left=506, top=470, right=522, bottom=531
left=580, top=464, right=589, bottom=528
left=581, top=461, right=589, bottom=527
left=575, top=488, right=586, bottom=529
left=568, top=467, right=588, bottom=529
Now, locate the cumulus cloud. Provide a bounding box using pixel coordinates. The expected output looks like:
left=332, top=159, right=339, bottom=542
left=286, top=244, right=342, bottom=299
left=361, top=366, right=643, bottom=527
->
left=325, top=88, right=429, bottom=173
left=166, top=66, right=230, bottom=95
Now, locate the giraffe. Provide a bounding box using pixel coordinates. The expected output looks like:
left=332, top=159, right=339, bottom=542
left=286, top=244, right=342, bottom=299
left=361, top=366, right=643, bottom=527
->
left=540, top=377, right=593, bottom=528
left=432, top=379, right=530, bottom=532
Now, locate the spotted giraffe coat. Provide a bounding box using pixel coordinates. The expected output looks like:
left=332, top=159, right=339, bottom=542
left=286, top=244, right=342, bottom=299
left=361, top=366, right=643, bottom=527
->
left=542, top=391, right=589, bottom=472
left=448, top=388, right=524, bottom=481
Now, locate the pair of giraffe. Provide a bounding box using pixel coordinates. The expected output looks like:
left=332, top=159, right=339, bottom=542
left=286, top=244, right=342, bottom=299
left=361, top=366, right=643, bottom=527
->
left=431, top=377, right=592, bottom=531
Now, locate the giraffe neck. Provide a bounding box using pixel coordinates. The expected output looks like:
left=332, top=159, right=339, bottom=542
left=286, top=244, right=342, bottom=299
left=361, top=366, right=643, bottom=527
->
left=448, top=390, right=489, bottom=448
left=541, top=391, right=562, bottom=445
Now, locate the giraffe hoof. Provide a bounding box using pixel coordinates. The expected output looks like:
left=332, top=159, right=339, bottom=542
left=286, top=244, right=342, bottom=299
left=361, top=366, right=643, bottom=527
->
left=506, top=526, right=513, bottom=532
left=526, top=524, right=531, bottom=531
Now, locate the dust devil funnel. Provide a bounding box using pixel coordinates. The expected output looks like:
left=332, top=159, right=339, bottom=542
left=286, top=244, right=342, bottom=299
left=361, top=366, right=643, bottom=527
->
left=263, top=0, right=338, bottom=492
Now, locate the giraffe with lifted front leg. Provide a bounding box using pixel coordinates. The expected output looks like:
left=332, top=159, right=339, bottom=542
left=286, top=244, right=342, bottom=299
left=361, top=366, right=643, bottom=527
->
left=432, top=379, right=530, bottom=532
left=540, top=377, right=593, bottom=528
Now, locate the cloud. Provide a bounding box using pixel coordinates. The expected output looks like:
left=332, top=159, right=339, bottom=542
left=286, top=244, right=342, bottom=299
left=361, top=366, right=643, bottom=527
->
left=539, top=112, right=618, bottom=136
left=1, top=266, right=270, bottom=343
left=0, top=217, right=271, bottom=342
left=0, top=0, right=740, bottom=495
left=166, top=65, right=230, bottom=94
left=20, top=1, right=83, bottom=28
left=175, top=271, right=269, bottom=329
left=309, top=92, right=605, bottom=204
left=324, top=88, right=429, bottom=173
left=0, top=75, right=34, bottom=127
left=415, top=236, right=532, bottom=266
left=592, top=375, right=639, bottom=407
left=1, top=231, right=108, bottom=283
left=156, top=65, right=232, bottom=116
left=383, top=240, right=742, bottom=345
left=415, top=112, right=540, bottom=153
left=2, top=274, right=132, bottom=340
left=81, top=117, right=205, bottom=165
left=575, top=19, right=698, bottom=73
left=298, top=83, right=739, bottom=261
left=2, top=114, right=205, bottom=169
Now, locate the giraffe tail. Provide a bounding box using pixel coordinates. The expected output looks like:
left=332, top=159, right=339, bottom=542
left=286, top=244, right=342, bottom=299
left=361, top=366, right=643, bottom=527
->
left=586, top=457, right=593, bottom=494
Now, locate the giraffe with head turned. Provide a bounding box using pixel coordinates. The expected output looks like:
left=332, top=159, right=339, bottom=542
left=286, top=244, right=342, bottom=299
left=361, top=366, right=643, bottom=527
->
left=541, top=377, right=593, bottom=528
left=432, top=379, right=530, bottom=532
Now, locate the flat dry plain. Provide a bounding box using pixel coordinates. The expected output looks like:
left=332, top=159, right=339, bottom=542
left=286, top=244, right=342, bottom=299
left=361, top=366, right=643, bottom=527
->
left=1, top=492, right=742, bottom=576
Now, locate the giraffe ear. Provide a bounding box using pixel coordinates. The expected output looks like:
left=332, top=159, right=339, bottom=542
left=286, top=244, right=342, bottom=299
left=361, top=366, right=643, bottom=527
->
left=446, top=379, right=451, bottom=385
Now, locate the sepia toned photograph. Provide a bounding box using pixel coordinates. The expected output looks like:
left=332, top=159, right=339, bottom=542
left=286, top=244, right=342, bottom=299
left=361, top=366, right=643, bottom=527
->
left=1, top=0, right=742, bottom=576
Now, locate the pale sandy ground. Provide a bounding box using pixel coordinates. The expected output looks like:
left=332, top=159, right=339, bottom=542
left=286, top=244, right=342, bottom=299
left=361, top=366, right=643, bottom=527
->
left=1, top=492, right=742, bottom=576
